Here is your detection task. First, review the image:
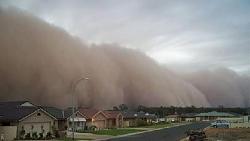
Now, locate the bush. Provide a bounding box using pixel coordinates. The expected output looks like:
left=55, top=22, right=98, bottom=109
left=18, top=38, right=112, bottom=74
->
left=32, top=132, right=38, bottom=139
left=19, top=129, right=25, bottom=139
left=25, top=133, right=31, bottom=140
left=54, top=129, right=60, bottom=138
left=38, top=132, right=44, bottom=140
left=89, top=125, right=97, bottom=131
left=137, top=119, right=149, bottom=126
left=46, top=132, right=52, bottom=139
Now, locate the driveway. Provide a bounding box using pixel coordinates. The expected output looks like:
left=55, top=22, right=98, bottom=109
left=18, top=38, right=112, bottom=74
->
left=104, top=122, right=210, bottom=141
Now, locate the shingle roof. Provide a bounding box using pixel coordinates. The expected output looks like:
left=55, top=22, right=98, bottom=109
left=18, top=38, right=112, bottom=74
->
left=195, top=111, right=234, bottom=117
left=40, top=106, right=64, bottom=120
left=180, top=113, right=197, bottom=118
left=78, top=108, right=100, bottom=119
left=122, top=111, right=156, bottom=119
left=103, top=110, right=122, bottom=119
left=166, top=114, right=180, bottom=118
left=0, top=101, right=38, bottom=122
left=122, top=111, right=137, bottom=118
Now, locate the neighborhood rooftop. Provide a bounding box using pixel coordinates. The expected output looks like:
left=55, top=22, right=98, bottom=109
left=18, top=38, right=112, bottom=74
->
left=195, top=111, right=235, bottom=117
left=0, top=101, right=38, bottom=122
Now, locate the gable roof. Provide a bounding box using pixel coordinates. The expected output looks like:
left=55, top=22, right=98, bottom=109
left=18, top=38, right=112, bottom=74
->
left=103, top=110, right=122, bottom=119
left=195, top=111, right=234, bottom=117
left=79, top=108, right=106, bottom=119
left=19, top=108, right=57, bottom=122
left=122, top=111, right=156, bottom=119
left=0, top=101, right=38, bottom=122
left=122, top=111, right=137, bottom=119
left=166, top=114, right=180, bottom=118
left=40, top=106, right=64, bottom=120
left=180, top=113, right=197, bottom=118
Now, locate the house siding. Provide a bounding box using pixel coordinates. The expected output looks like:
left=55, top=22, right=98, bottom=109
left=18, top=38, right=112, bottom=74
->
left=17, top=109, right=55, bottom=138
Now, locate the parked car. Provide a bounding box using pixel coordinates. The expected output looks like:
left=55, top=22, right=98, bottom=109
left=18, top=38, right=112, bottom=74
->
left=211, top=120, right=230, bottom=128
left=185, top=130, right=206, bottom=141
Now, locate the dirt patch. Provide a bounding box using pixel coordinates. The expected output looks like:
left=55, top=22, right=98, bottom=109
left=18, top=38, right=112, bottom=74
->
left=205, top=128, right=250, bottom=141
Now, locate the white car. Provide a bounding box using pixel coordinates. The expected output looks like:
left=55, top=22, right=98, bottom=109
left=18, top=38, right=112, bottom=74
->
left=211, top=120, right=230, bottom=128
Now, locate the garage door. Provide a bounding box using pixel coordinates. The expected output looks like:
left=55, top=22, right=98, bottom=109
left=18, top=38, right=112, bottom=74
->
left=94, top=120, right=105, bottom=129
left=23, top=122, right=51, bottom=134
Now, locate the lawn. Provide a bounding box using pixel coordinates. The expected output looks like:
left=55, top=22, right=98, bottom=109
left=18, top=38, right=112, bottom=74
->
left=93, top=128, right=145, bottom=136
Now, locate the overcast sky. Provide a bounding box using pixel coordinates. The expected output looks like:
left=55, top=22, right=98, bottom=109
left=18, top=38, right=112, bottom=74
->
left=1, top=0, right=250, bottom=74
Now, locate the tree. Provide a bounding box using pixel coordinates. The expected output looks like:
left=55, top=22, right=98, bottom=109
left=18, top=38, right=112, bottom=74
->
left=113, top=106, right=119, bottom=111
left=119, top=104, right=128, bottom=111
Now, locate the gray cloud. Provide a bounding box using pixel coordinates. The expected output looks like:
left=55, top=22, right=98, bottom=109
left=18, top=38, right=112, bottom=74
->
left=0, top=1, right=249, bottom=75
left=0, top=7, right=249, bottom=108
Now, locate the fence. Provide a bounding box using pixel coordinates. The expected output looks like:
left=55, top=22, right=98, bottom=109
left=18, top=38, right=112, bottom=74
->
left=0, top=126, right=17, bottom=141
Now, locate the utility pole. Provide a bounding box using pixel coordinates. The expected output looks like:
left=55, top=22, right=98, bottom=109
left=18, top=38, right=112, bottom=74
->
left=71, top=77, right=89, bottom=140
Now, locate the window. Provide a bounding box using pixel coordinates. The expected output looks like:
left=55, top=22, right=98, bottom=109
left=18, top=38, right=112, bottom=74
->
left=37, top=113, right=41, bottom=116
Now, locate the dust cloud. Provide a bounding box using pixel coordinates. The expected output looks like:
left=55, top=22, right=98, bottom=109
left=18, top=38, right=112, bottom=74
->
left=183, top=68, right=250, bottom=107
left=0, top=8, right=248, bottom=108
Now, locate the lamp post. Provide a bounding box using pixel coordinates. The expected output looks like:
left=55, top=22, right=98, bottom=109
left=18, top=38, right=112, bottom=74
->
left=71, top=77, right=89, bottom=140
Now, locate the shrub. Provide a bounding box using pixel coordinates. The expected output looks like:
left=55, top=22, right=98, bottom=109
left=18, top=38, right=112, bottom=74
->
left=89, top=125, right=97, bottom=131
left=38, top=132, right=44, bottom=140
left=46, top=132, right=52, bottom=139
left=137, top=119, right=148, bottom=126
left=54, top=130, right=60, bottom=138
left=19, top=128, right=25, bottom=139
left=32, top=132, right=38, bottom=140
left=24, top=133, right=31, bottom=140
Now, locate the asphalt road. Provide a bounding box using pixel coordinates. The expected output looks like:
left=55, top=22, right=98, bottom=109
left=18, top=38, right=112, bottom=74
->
left=105, top=122, right=210, bottom=141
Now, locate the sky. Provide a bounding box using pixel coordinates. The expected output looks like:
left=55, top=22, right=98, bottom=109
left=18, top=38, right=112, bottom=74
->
left=1, top=0, right=250, bottom=74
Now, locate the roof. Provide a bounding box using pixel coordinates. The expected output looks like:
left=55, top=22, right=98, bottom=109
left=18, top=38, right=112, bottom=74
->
left=63, top=107, right=83, bottom=119
left=180, top=113, right=197, bottom=118
left=166, top=114, right=180, bottom=118
left=0, top=101, right=38, bottom=122
left=195, top=111, right=234, bottom=117
left=103, top=110, right=122, bottom=119
left=40, top=106, right=64, bottom=120
left=122, top=111, right=137, bottom=119
left=122, top=111, right=156, bottom=119
left=78, top=108, right=100, bottom=119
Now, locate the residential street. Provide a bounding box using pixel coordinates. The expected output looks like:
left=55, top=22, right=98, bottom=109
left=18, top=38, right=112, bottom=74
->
left=105, top=122, right=210, bottom=141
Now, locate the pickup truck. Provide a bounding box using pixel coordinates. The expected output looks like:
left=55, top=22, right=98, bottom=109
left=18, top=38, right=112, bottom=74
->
left=211, top=120, right=230, bottom=128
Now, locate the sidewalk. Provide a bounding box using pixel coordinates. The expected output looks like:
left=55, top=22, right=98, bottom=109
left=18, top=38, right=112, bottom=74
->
left=67, top=131, right=112, bottom=140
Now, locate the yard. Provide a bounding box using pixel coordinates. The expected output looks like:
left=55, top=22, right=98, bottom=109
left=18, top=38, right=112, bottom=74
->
left=92, top=128, right=145, bottom=136
left=205, top=128, right=250, bottom=141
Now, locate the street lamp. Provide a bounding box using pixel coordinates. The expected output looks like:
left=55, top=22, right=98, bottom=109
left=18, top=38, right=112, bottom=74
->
left=71, top=77, right=89, bottom=140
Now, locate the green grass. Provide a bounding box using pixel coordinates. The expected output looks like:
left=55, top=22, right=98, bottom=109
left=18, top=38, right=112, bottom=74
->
left=93, top=128, right=145, bottom=136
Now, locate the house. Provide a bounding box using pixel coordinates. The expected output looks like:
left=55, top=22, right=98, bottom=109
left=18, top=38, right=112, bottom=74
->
left=156, top=118, right=166, bottom=123
left=165, top=114, right=180, bottom=122
left=79, top=108, right=107, bottom=129
left=40, top=106, right=66, bottom=131
left=103, top=110, right=123, bottom=128
left=195, top=111, right=235, bottom=121
left=122, top=112, right=137, bottom=127
left=41, top=107, right=87, bottom=132
left=179, top=113, right=197, bottom=122
left=63, top=108, right=86, bottom=131
left=136, top=111, right=156, bottom=124
left=218, top=115, right=250, bottom=128
left=122, top=111, right=156, bottom=127
left=0, top=101, right=57, bottom=140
